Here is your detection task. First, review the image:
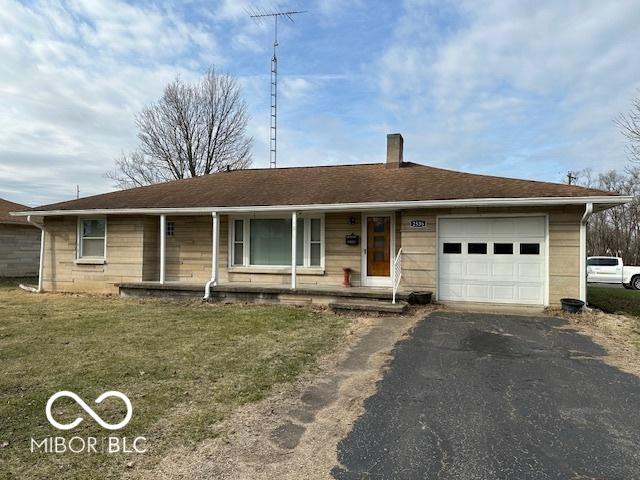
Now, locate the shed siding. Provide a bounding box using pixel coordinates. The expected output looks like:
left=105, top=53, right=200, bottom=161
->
left=0, top=224, right=41, bottom=277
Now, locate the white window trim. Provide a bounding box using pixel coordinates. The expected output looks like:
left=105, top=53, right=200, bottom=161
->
left=228, top=213, right=325, bottom=271
left=76, top=216, right=107, bottom=263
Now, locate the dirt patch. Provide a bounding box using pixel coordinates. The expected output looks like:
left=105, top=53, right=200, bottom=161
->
left=129, top=307, right=433, bottom=480
left=549, top=307, right=640, bottom=377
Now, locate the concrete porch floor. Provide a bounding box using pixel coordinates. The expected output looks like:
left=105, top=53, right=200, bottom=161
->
left=119, top=281, right=414, bottom=300
left=117, top=282, right=431, bottom=312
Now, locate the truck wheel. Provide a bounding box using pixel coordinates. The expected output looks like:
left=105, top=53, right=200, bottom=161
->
left=633, top=276, right=640, bottom=291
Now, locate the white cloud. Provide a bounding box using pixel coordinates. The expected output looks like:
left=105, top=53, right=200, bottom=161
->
left=0, top=0, right=220, bottom=205
left=281, top=77, right=313, bottom=102
left=377, top=0, right=640, bottom=178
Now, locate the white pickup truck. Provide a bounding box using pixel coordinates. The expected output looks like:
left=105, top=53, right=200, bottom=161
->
left=587, top=256, right=640, bottom=290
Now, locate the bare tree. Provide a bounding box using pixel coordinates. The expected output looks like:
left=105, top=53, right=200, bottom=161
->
left=567, top=95, right=640, bottom=265
left=574, top=167, right=640, bottom=265
left=615, top=95, right=640, bottom=164
left=107, top=68, right=252, bottom=188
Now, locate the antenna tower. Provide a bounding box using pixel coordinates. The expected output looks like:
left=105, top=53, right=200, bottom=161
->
left=248, top=7, right=306, bottom=168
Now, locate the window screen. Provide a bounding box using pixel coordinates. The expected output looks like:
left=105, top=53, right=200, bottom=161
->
left=493, top=243, right=513, bottom=255
left=468, top=243, right=487, bottom=254
left=443, top=243, right=462, bottom=254
left=519, top=243, right=540, bottom=255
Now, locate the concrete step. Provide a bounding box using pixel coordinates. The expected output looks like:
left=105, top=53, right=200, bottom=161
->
left=329, top=299, right=408, bottom=314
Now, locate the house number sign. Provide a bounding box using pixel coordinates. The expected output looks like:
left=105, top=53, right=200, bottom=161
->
left=410, top=220, right=426, bottom=228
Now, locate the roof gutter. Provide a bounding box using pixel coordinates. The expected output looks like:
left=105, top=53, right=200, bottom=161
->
left=20, top=215, right=45, bottom=293
left=9, top=195, right=633, bottom=217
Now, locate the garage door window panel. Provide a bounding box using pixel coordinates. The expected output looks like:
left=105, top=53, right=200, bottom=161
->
left=520, top=243, right=540, bottom=255
left=468, top=243, right=487, bottom=255
left=443, top=243, right=462, bottom=254
left=494, top=243, right=513, bottom=255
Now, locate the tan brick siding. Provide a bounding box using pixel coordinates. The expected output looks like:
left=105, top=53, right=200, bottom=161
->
left=142, top=217, right=159, bottom=281
left=165, top=216, right=212, bottom=283
left=0, top=224, right=41, bottom=277
left=42, top=216, right=147, bottom=294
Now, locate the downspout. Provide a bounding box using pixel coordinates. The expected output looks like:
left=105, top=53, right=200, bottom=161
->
left=204, top=212, right=219, bottom=300
left=20, top=215, right=45, bottom=293
left=579, top=202, right=594, bottom=303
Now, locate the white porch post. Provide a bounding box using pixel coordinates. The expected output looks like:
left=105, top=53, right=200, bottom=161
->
left=159, top=214, right=166, bottom=284
left=291, top=212, right=297, bottom=289
left=204, top=212, right=219, bottom=299
left=211, top=212, right=219, bottom=286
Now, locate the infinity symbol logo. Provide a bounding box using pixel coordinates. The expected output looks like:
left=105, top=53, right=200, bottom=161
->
left=45, top=391, right=133, bottom=431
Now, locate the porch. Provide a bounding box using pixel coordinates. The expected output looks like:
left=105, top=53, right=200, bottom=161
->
left=142, top=209, right=410, bottom=304
left=118, top=281, right=432, bottom=313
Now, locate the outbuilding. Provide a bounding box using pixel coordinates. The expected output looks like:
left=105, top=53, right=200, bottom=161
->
left=0, top=198, right=42, bottom=277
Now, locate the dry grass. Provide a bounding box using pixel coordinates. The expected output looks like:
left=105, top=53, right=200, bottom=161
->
left=0, top=278, right=350, bottom=480
left=550, top=305, right=640, bottom=377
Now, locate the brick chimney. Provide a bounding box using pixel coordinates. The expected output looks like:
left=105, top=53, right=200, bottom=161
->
left=386, top=133, right=404, bottom=169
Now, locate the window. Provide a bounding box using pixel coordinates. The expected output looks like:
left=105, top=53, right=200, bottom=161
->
left=587, top=257, right=618, bottom=267
left=166, top=221, right=175, bottom=237
left=520, top=243, right=540, bottom=255
left=78, top=218, right=106, bottom=258
left=599, top=258, right=619, bottom=267
left=231, top=216, right=323, bottom=268
left=443, top=243, right=462, bottom=254
left=309, top=218, right=321, bottom=266
left=494, top=243, right=513, bottom=255
left=468, top=243, right=487, bottom=254
left=233, top=219, right=244, bottom=266
left=250, top=218, right=304, bottom=266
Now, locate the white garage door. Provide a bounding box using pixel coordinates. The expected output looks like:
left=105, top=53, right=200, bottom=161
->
left=438, top=216, right=546, bottom=305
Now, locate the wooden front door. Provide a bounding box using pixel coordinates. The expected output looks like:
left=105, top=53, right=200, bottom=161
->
left=366, top=216, right=391, bottom=277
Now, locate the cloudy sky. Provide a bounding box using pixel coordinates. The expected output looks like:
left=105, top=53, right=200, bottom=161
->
left=1, top=0, right=639, bottom=206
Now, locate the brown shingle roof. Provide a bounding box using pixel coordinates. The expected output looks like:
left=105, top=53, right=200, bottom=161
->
left=24, top=162, right=617, bottom=213
left=0, top=198, right=35, bottom=225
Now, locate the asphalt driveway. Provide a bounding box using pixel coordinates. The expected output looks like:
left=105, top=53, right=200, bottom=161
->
left=332, top=311, right=640, bottom=480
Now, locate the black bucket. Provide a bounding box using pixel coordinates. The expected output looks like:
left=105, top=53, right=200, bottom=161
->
left=560, top=298, right=584, bottom=314
left=409, top=291, right=433, bottom=305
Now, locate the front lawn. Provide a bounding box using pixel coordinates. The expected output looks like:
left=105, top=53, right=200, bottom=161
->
left=588, top=286, right=640, bottom=318
left=0, top=278, right=349, bottom=479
